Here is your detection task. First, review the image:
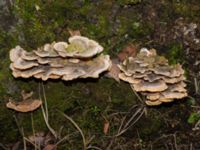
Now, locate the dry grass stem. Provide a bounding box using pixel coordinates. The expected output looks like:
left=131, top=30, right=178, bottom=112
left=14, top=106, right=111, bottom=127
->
left=14, top=115, right=27, bottom=150
left=58, top=110, right=88, bottom=150
left=192, top=119, right=200, bottom=131
left=117, top=105, right=138, bottom=133
left=38, top=82, right=57, bottom=139
left=132, top=88, right=144, bottom=104
left=116, top=105, right=145, bottom=137
left=31, top=113, right=37, bottom=150
left=24, top=137, right=40, bottom=149
left=116, top=109, right=145, bottom=137
left=55, top=131, right=78, bottom=146
left=194, top=78, right=200, bottom=94
left=22, top=128, right=27, bottom=150
left=87, top=145, right=103, bottom=150
left=0, top=143, right=7, bottom=150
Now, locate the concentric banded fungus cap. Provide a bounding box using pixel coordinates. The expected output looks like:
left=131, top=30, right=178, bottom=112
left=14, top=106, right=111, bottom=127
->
left=9, top=36, right=111, bottom=81
left=53, top=35, right=103, bottom=58
left=10, top=46, right=24, bottom=62
left=6, top=100, right=42, bottom=112
left=34, top=43, right=59, bottom=57
left=6, top=91, right=42, bottom=112
left=118, top=48, right=188, bottom=106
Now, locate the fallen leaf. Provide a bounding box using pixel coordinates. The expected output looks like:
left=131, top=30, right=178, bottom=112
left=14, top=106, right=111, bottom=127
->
left=118, top=43, right=137, bottom=61
left=43, top=144, right=57, bottom=150
left=103, top=120, right=110, bottom=135
left=105, top=58, right=121, bottom=82
left=11, top=141, right=21, bottom=150
left=68, top=28, right=81, bottom=36
left=28, top=132, right=54, bottom=147
left=28, top=132, right=46, bottom=146
left=102, top=114, right=110, bottom=135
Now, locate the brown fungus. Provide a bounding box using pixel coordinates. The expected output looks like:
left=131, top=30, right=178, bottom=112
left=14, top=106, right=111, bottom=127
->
left=119, top=48, right=187, bottom=106
left=9, top=36, right=111, bottom=81
left=53, top=35, right=103, bottom=58
left=6, top=91, right=42, bottom=112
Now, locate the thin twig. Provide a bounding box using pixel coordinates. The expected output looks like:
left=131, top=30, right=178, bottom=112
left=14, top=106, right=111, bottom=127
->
left=57, top=110, right=87, bottom=150
left=151, top=134, right=174, bottom=145
left=122, top=108, right=145, bottom=132
left=21, top=128, right=27, bottom=150
left=190, top=143, right=193, bottom=150
left=24, top=137, right=40, bottom=149
left=123, top=107, right=142, bottom=129
left=131, top=87, right=144, bottom=104
left=106, top=105, right=145, bottom=149
left=42, top=83, right=49, bottom=120
left=87, top=145, right=103, bottom=150
left=0, top=143, right=7, bottom=150
left=194, top=78, right=199, bottom=94
left=115, top=107, right=145, bottom=137
left=117, top=105, right=138, bottom=133
left=55, top=131, right=79, bottom=146
left=108, top=112, right=127, bottom=118
left=173, top=133, right=178, bottom=150
left=87, top=135, right=95, bottom=147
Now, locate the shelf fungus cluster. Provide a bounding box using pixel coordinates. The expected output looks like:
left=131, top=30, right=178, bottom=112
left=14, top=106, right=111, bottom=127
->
left=118, top=48, right=188, bottom=106
left=9, top=36, right=112, bottom=81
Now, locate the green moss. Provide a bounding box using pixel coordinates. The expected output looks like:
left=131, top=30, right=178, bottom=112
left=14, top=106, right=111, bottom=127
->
left=173, top=1, right=200, bottom=19
left=1, top=0, right=198, bottom=147
left=167, top=43, right=183, bottom=65
left=0, top=110, right=20, bottom=142
left=117, top=0, right=142, bottom=5
left=130, top=21, right=153, bottom=38
left=187, top=112, right=200, bottom=124
left=138, top=111, right=163, bottom=138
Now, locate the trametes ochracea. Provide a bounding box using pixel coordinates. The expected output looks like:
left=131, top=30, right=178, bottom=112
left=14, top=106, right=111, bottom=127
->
left=118, top=48, right=187, bottom=106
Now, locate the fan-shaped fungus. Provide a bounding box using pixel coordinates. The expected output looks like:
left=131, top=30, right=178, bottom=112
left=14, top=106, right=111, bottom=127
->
left=118, top=48, right=187, bottom=106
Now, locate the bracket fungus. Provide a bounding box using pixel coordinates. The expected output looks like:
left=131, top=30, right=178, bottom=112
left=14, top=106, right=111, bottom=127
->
left=9, top=36, right=111, bottom=81
left=118, top=48, right=188, bottom=106
left=6, top=91, right=42, bottom=112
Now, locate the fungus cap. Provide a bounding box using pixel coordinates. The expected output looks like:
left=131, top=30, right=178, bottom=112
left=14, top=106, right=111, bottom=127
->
left=53, top=36, right=103, bottom=58
left=6, top=99, right=42, bottom=112
left=132, top=80, right=168, bottom=92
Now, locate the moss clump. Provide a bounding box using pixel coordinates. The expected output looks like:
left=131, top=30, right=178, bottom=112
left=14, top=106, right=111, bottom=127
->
left=167, top=43, right=183, bottom=65
left=135, top=110, right=163, bottom=139
left=0, top=111, right=20, bottom=142
left=187, top=112, right=200, bottom=124
left=173, top=1, right=200, bottom=19
left=117, top=0, right=142, bottom=5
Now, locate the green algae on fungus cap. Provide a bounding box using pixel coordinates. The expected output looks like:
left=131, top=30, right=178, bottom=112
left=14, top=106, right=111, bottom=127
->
left=118, top=48, right=188, bottom=106
left=53, top=36, right=103, bottom=58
